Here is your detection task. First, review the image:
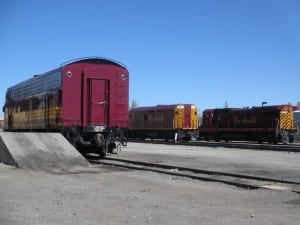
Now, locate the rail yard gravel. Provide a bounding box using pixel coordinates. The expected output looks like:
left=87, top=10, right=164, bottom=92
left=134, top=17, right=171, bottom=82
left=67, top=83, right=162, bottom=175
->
left=0, top=162, right=299, bottom=225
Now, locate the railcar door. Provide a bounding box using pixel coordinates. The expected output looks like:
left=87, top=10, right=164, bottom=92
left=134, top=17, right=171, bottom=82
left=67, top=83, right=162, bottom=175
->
left=88, top=79, right=109, bottom=126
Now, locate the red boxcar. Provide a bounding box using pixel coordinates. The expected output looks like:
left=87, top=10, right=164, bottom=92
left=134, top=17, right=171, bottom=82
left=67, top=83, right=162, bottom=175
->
left=3, top=57, right=129, bottom=156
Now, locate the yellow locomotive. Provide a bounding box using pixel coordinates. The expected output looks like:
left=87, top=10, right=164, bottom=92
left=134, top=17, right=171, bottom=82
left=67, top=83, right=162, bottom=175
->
left=129, top=104, right=198, bottom=141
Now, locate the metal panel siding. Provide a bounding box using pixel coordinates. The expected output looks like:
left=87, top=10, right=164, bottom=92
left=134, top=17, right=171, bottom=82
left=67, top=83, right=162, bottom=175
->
left=62, top=63, right=129, bottom=128
left=294, top=111, right=300, bottom=130
left=143, top=109, right=174, bottom=129
left=174, top=104, right=198, bottom=129
left=130, top=106, right=175, bottom=129
left=190, top=105, right=198, bottom=129
left=184, top=105, right=191, bottom=128
left=279, top=105, right=294, bottom=130
left=111, top=70, right=129, bottom=128
left=62, top=65, right=83, bottom=127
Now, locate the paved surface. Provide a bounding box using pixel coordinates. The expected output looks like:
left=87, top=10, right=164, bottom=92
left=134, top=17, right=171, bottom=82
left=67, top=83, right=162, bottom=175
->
left=117, top=142, right=300, bottom=183
left=0, top=164, right=299, bottom=225
left=0, top=141, right=299, bottom=225
left=0, top=132, right=89, bottom=173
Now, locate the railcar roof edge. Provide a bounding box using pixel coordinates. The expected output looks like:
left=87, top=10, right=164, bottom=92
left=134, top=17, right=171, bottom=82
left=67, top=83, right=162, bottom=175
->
left=6, top=57, right=127, bottom=91
left=7, top=67, right=61, bottom=91
left=60, top=56, right=127, bottom=68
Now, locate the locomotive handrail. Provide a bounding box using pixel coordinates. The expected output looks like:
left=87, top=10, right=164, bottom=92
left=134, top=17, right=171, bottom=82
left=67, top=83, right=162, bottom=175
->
left=275, top=119, right=280, bottom=138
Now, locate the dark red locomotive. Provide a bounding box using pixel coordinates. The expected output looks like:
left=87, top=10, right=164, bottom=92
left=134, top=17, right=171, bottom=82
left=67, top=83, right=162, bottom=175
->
left=3, top=57, right=129, bottom=156
left=199, top=104, right=296, bottom=143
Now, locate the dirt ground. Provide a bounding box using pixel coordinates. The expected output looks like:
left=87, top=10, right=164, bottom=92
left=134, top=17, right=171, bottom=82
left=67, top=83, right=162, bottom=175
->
left=0, top=162, right=299, bottom=225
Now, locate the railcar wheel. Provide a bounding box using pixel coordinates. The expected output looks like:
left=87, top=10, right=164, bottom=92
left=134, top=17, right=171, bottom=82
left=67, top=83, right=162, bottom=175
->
left=112, top=142, right=121, bottom=154
left=121, top=137, right=127, bottom=146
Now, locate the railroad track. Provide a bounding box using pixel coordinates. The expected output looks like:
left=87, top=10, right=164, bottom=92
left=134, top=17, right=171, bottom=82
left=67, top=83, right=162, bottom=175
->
left=88, top=156, right=300, bottom=193
left=128, top=139, right=300, bottom=152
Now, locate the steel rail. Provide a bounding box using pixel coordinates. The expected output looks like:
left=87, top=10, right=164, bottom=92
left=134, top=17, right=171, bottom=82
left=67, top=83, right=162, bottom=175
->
left=128, top=139, right=300, bottom=152
left=88, top=156, right=300, bottom=193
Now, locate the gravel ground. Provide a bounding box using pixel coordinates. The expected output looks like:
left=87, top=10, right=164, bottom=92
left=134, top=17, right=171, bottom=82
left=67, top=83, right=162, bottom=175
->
left=0, top=163, right=299, bottom=225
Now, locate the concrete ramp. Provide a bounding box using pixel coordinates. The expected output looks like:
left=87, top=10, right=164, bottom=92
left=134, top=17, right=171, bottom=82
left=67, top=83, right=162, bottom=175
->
left=0, top=132, right=90, bottom=173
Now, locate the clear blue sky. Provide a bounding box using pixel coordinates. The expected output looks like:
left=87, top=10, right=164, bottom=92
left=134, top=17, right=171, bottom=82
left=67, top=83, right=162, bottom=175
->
left=1, top=0, right=299, bottom=116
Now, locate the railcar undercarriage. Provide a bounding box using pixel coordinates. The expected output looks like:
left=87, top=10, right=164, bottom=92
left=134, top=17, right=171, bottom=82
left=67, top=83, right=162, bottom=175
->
left=62, top=126, right=128, bottom=157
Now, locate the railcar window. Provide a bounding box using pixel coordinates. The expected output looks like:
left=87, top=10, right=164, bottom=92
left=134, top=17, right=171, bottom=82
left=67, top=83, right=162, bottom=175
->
left=144, top=114, right=148, bottom=121
left=57, top=89, right=62, bottom=106
left=9, top=70, right=62, bottom=100
left=20, top=100, right=29, bottom=112
left=5, top=91, right=11, bottom=100
left=31, top=97, right=40, bottom=110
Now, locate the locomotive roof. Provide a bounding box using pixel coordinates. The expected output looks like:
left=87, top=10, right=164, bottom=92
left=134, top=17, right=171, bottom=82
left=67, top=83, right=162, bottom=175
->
left=131, top=104, right=196, bottom=111
left=251, top=104, right=296, bottom=111
left=203, top=104, right=296, bottom=113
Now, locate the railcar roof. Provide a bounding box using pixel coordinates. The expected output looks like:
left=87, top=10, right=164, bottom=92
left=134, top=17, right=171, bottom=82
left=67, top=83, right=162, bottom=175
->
left=60, top=57, right=126, bottom=68
left=6, top=57, right=126, bottom=97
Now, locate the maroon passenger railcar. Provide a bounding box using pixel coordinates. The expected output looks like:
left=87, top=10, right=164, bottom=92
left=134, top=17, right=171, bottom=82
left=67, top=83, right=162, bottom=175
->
left=3, top=57, right=129, bottom=157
